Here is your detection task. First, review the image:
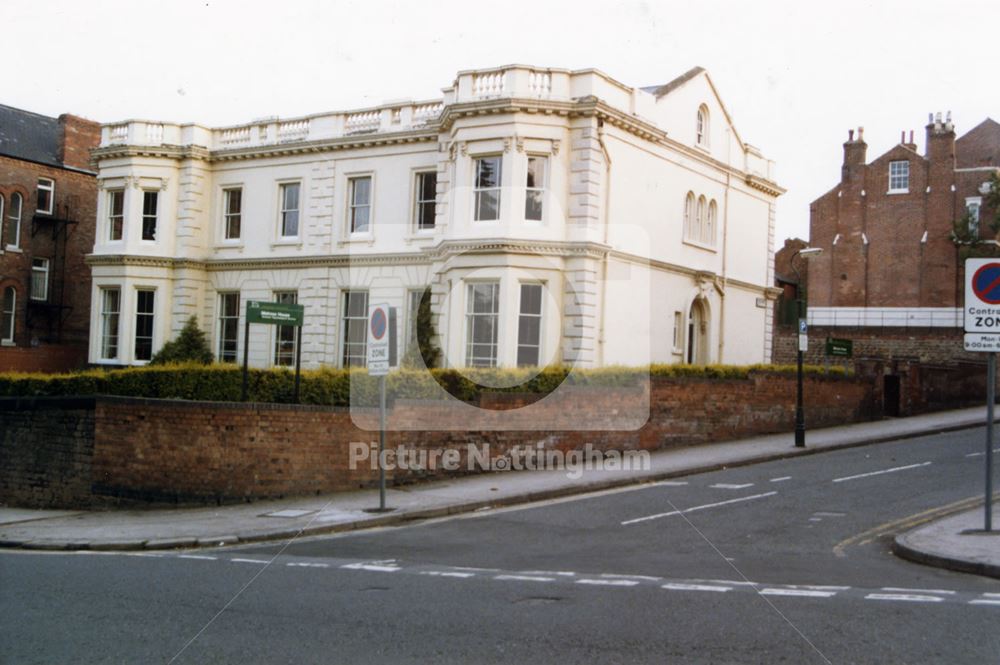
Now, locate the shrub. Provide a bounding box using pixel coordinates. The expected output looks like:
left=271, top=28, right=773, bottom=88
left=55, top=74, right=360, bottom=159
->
left=149, top=316, right=214, bottom=365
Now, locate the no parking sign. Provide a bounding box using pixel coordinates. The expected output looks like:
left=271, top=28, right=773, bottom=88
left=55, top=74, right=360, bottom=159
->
left=965, top=259, right=1000, bottom=349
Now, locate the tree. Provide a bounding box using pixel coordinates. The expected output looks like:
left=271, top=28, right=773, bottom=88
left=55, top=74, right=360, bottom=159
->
left=402, top=288, right=441, bottom=369
left=986, top=172, right=1000, bottom=233
left=150, top=315, right=214, bottom=365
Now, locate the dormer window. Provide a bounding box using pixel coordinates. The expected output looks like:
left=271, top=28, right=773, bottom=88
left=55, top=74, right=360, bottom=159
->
left=696, top=106, right=709, bottom=147
left=888, top=160, right=909, bottom=193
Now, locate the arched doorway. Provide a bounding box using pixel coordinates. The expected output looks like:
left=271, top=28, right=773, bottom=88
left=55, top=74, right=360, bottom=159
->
left=686, top=298, right=709, bottom=365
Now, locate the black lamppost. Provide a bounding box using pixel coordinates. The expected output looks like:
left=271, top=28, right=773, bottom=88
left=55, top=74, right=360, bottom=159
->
left=791, top=247, right=823, bottom=447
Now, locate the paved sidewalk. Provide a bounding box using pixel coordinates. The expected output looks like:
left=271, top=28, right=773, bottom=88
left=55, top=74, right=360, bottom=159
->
left=893, top=503, right=1000, bottom=579
left=0, top=405, right=993, bottom=552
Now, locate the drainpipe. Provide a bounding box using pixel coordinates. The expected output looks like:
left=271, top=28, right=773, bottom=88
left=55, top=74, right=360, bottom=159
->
left=597, top=121, right=612, bottom=367
left=717, top=129, right=732, bottom=362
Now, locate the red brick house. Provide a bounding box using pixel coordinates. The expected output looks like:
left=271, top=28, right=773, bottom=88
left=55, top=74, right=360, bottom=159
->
left=0, top=105, right=101, bottom=372
left=775, top=114, right=999, bottom=414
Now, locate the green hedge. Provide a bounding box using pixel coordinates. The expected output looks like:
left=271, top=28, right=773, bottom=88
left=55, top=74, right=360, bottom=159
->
left=0, top=362, right=850, bottom=406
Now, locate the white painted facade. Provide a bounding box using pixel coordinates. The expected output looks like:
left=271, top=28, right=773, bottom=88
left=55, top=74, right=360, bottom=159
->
left=87, top=65, right=783, bottom=369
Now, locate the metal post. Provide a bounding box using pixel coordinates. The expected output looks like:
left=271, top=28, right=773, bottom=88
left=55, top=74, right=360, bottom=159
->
left=241, top=317, right=250, bottom=402
left=378, top=374, right=387, bottom=511
left=795, top=298, right=806, bottom=448
left=987, top=353, right=995, bottom=532
left=293, top=325, right=303, bottom=404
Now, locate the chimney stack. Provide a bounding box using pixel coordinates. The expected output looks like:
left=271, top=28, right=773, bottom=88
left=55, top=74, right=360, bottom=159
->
left=842, top=125, right=868, bottom=182
left=925, top=110, right=956, bottom=164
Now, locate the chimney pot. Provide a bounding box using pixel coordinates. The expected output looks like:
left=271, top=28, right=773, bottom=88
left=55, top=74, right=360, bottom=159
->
left=848, top=129, right=854, bottom=141
left=858, top=126, right=864, bottom=141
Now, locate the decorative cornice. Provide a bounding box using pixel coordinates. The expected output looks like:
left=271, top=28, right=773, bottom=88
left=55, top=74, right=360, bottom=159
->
left=745, top=174, right=786, bottom=197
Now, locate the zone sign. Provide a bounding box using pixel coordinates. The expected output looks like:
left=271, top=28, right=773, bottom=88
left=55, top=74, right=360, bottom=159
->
left=965, top=259, right=1000, bottom=333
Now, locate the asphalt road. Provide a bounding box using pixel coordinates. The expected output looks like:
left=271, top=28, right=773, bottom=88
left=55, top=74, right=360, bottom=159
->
left=2, top=427, right=999, bottom=664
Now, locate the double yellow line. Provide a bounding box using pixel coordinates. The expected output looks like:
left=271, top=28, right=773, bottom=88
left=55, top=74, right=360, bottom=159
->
left=833, top=492, right=1000, bottom=557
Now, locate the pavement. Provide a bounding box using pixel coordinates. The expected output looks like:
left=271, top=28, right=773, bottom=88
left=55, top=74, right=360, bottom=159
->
left=1, top=404, right=998, bottom=577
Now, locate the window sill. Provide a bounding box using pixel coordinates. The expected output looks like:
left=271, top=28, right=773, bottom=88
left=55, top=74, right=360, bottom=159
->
left=682, top=238, right=718, bottom=252
left=338, top=234, right=375, bottom=247
left=270, top=239, right=303, bottom=249
left=1, top=340, right=15, bottom=347
left=887, top=189, right=909, bottom=195
left=4, top=246, right=22, bottom=253
left=404, top=230, right=437, bottom=243
left=213, top=242, right=245, bottom=251
left=93, top=358, right=120, bottom=365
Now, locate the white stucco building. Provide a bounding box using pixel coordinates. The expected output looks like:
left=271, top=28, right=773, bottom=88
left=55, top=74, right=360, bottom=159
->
left=87, top=65, right=783, bottom=369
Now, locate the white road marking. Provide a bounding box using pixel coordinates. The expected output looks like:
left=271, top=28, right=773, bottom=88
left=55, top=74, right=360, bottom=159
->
left=600, top=573, right=661, bottom=581
left=710, top=483, right=755, bottom=490
left=341, top=563, right=397, bottom=572
left=495, top=574, right=555, bottom=582
left=881, top=587, right=955, bottom=595
left=865, top=593, right=944, bottom=603
left=832, top=461, right=932, bottom=483
left=808, top=517, right=823, bottom=522
left=662, top=583, right=731, bottom=592
left=517, top=570, right=575, bottom=577
left=621, top=491, right=778, bottom=525
left=970, top=599, right=1000, bottom=606
left=966, top=447, right=1000, bottom=458
left=288, top=562, right=329, bottom=568
left=694, top=579, right=759, bottom=586
left=452, top=566, right=500, bottom=572
left=760, top=588, right=837, bottom=598
left=419, top=571, right=474, bottom=579
left=983, top=593, right=1000, bottom=598
left=577, top=578, right=639, bottom=587
left=231, top=558, right=268, bottom=565
left=178, top=555, right=217, bottom=561
left=654, top=480, right=689, bottom=487
left=770, top=476, right=792, bottom=483
left=813, top=512, right=846, bottom=518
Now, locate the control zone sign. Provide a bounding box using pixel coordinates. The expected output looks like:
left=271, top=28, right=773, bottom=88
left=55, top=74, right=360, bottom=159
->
left=965, top=259, right=1000, bottom=333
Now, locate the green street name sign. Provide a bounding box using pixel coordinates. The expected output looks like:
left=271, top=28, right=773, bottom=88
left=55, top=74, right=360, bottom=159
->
left=246, top=300, right=304, bottom=326
left=825, top=337, right=853, bottom=358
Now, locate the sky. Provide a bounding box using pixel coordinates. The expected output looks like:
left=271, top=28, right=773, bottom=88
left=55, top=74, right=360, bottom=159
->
left=4, top=0, right=997, bottom=243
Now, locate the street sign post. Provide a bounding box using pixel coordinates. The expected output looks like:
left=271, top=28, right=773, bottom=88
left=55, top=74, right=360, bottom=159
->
left=798, top=318, right=808, bottom=352
left=241, top=300, right=306, bottom=403
left=367, top=304, right=393, bottom=512
left=965, top=258, right=998, bottom=532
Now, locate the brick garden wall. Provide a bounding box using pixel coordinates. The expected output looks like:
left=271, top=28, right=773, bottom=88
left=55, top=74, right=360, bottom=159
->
left=0, top=398, right=96, bottom=507
left=1, top=373, right=874, bottom=508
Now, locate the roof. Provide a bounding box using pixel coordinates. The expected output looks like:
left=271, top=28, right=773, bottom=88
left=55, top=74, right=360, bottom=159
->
left=641, top=67, right=706, bottom=98
left=956, top=117, right=1000, bottom=168
left=0, top=104, right=62, bottom=166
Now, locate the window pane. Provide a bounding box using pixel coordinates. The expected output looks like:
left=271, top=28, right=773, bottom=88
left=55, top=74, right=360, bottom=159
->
left=352, top=177, right=371, bottom=205
left=274, top=292, right=297, bottom=366
left=2, top=287, right=14, bottom=342
left=142, top=191, right=157, bottom=241
left=419, top=172, right=436, bottom=200
left=520, top=284, right=542, bottom=315
left=525, top=191, right=543, bottom=221
left=218, top=293, right=239, bottom=362
left=135, top=290, right=155, bottom=361
left=352, top=206, right=369, bottom=233
left=477, top=157, right=500, bottom=188
left=284, top=183, right=299, bottom=210
left=416, top=172, right=437, bottom=229
left=101, top=288, right=121, bottom=359
left=475, top=190, right=499, bottom=221
left=283, top=210, right=299, bottom=237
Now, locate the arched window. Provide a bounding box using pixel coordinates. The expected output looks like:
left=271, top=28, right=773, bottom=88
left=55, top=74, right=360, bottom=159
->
left=696, top=105, right=709, bottom=147
left=696, top=196, right=707, bottom=242
left=683, top=192, right=695, bottom=240
left=1, top=286, right=15, bottom=344
left=706, top=200, right=717, bottom=245
left=6, top=193, right=22, bottom=249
